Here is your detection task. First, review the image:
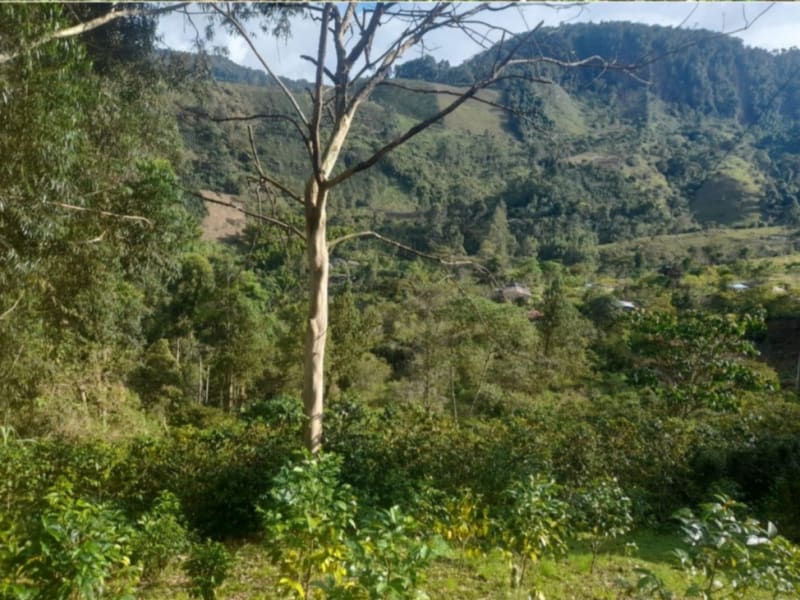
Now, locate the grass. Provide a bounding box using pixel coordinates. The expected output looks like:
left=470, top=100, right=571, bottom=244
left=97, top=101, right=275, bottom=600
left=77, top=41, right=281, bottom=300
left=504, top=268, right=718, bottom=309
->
left=691, top=155, right=765, bottom=227
left=750, top=252, right=800, bottom=287
left=425, top=531, right=691, bottom=600
left=598, top=226, right=796, bottom=273
left=140, top=530, right=787, bottom=599
left=538, top=82, right=587, bottom=136
left=432, top=83, right=509, bottom=137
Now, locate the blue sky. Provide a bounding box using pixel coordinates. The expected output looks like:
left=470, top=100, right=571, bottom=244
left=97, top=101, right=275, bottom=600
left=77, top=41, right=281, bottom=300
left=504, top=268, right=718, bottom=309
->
left=157, top=2, right=800, bottom=80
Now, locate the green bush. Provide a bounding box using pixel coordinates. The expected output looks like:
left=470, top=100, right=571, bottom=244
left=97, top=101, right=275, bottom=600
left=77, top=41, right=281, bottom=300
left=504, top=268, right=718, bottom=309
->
left=342, top=506, right=434, bottom=599
left=674, top=495, right=800, bottom=598
left=259, top=453, right=357, bottom=598
left=685, top=401, right=800, bottom=539
left=259, top=452, right=436, bottom=599
left=500, top=475, right=572, bottom=591
left=115, top=422, right=295, bottom=538
left=131, top=491, right=189, bottom=581
left=413, top=484, right=492, bottom=559
left=571, top=476, right=634, bottom=572
left=2, top=479, right=140, bottom=600
left=240, top=393, right=304, bottom=428
left=183, top=539, right=233, bottom=600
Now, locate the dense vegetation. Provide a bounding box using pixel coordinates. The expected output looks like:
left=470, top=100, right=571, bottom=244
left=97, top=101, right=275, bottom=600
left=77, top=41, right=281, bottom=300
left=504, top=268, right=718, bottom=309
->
left=2, top=5, right=800, bottom=598
left=186, top=23, right=800, bottom=265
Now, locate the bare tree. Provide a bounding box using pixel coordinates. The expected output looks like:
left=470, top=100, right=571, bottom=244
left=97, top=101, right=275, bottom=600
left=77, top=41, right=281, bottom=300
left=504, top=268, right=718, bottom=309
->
left=188, top=1, right=633, bottom=453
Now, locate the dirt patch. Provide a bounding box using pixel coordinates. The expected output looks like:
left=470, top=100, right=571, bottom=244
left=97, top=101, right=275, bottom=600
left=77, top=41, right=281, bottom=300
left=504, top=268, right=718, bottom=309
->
left=198, top=190, right=247, bottom=242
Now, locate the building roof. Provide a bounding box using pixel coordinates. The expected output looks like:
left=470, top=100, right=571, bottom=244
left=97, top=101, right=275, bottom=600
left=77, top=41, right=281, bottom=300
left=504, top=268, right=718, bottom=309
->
left=495, top=282, right=532, bottom=300
left=613, top=300, right=637, bottom=310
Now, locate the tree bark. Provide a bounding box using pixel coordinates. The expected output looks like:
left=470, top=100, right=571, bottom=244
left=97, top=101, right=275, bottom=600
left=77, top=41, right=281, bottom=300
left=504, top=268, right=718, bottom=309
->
left=302, top=180, right=329, bottom=454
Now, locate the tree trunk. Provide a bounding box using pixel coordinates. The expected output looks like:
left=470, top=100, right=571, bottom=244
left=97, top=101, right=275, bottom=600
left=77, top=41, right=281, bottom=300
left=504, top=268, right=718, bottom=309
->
left=302, top=181, right=329, bottom=454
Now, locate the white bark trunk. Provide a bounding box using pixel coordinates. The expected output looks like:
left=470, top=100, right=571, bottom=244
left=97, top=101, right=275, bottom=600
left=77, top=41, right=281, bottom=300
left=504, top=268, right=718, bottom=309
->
left=302, top=181, right=329, bottom=454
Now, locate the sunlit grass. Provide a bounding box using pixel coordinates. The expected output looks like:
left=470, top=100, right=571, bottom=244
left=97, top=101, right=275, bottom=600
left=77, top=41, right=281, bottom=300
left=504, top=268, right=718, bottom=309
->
left=138, top=530, right=784, bottom=599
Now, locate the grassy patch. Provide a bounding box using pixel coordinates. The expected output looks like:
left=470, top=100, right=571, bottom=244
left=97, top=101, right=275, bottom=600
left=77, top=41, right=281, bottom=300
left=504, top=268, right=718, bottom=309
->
left=691, top=155, right=766, bottom=226
left=598, top=226, right=795, bottom=273
left=431, top=83, right=509, bottom=136
left=139, top=531, right=775, bottom=599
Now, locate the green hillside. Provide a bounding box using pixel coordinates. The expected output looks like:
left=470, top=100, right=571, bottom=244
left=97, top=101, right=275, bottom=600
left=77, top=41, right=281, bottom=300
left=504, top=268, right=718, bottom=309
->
left=174, top=23, right=800, bottom=262
left=4, top=8, right=800, bottom=600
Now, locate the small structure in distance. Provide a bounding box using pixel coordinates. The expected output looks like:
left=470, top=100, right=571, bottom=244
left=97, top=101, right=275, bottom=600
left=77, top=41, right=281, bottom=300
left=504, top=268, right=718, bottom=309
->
left=492, top=282, right=533, bottom=304
left=613, top=299, right=638, bottom=311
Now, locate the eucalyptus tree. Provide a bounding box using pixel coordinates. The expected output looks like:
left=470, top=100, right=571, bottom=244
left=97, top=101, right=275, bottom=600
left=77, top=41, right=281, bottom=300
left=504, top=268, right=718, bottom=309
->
left=195, top=2, right=622, bottom=453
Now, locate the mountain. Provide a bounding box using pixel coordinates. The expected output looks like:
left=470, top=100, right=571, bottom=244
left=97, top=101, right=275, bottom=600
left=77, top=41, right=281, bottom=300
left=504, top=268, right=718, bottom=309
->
left=172, top=22, right=800, bottom=264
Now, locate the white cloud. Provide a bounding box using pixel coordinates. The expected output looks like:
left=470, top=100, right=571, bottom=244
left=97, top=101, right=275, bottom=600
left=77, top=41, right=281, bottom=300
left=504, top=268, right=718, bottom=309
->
left=227, top=35, right=249, bottom=64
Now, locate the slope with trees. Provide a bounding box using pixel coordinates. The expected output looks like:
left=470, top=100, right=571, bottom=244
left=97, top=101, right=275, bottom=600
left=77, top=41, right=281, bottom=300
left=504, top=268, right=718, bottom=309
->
left=2, top=4, right=800, bottom=599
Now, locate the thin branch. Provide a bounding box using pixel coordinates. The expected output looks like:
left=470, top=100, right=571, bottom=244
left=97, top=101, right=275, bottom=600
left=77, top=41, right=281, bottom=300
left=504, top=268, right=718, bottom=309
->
left=676, top=2, right=700, bottom=29
left=210, top=3, right=309, bottom=127
left=345, top=3, right=390, bottom=68
left=247, top=125, right=303, bottom=205
left=79, top=230, right=107, bottom=244
left=0, top=294, right=23, bottom=322
left=340, top=2, right=358, bottom=39
left=310, top=4, right=332, bottom=178
left=300, top=54, right=336, bottom=82
left=504, top=53, right=607, bottom=71
left=376, top=79, right=554, bottom=134
left=257, top=175, right=303, bottom=206
left=326, top=71, right=492, bottom=188
left=180, top=105, right=309, bottom=144
left=328, top=230, right=494, bottom=279
left=47, top=202, right=153, bottom=226
left=631, top=2, right=775, bottom=71
left=192, top=189, right=305, bottom=242
left=247, top=125, right=265, bottom=182
left=0, top=3, right=188, bottom=65
left=326, top=15, right=553, bottom=187
left=345, top=3, right=452, bottom=109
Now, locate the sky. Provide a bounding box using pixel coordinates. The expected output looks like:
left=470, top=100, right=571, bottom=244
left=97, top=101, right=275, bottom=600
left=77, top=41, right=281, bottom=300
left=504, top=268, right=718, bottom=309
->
left=157, top=2, right=800, bottom=81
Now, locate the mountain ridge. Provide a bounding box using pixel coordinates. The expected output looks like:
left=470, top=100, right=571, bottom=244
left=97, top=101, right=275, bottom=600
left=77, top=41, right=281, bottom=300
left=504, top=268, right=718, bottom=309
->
left=172, top=21, right=800, bottom=264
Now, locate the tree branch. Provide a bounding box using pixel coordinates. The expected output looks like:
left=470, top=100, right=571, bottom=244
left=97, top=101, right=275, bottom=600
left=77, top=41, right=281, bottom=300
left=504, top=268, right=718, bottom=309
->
left=377, top=79, right=554, bottom=135
left=345, top=4, right=390, bottom=68
left=0, top=294, right=23, bottom=322
left=247, top=125, right=303, bottom=205
left=630, top=2, right=775, bottom=72
left=47, top=202, right=153, bottom=226
left=179, top=105, right=309, bottom=145
left=0, top=3, right=188, bottom=65
left=310, top=4, right=332, bottom=178
left=326, top=16, right=549, bottom=188
left=300, top=54, right=336, bottom=82
left=210, top=3, right=309, bottom=127
left=79, top=230, right=108, bottom=244
left=192, top=189, right=305, bottom=242
left=325, top=80, right=482, bottom=188
left=328, top=230, right=494, bottom=279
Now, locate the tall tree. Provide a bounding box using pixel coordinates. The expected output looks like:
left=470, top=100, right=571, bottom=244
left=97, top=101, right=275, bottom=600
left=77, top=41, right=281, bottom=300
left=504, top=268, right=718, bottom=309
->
left=194, top=2, right=628, bottom=453
left=0, top=4, right=194, bottom=423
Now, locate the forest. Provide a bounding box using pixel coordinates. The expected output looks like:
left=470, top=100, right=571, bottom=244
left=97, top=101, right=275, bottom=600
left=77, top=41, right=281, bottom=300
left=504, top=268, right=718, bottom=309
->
left=2, top=3, right=800, bottom=599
